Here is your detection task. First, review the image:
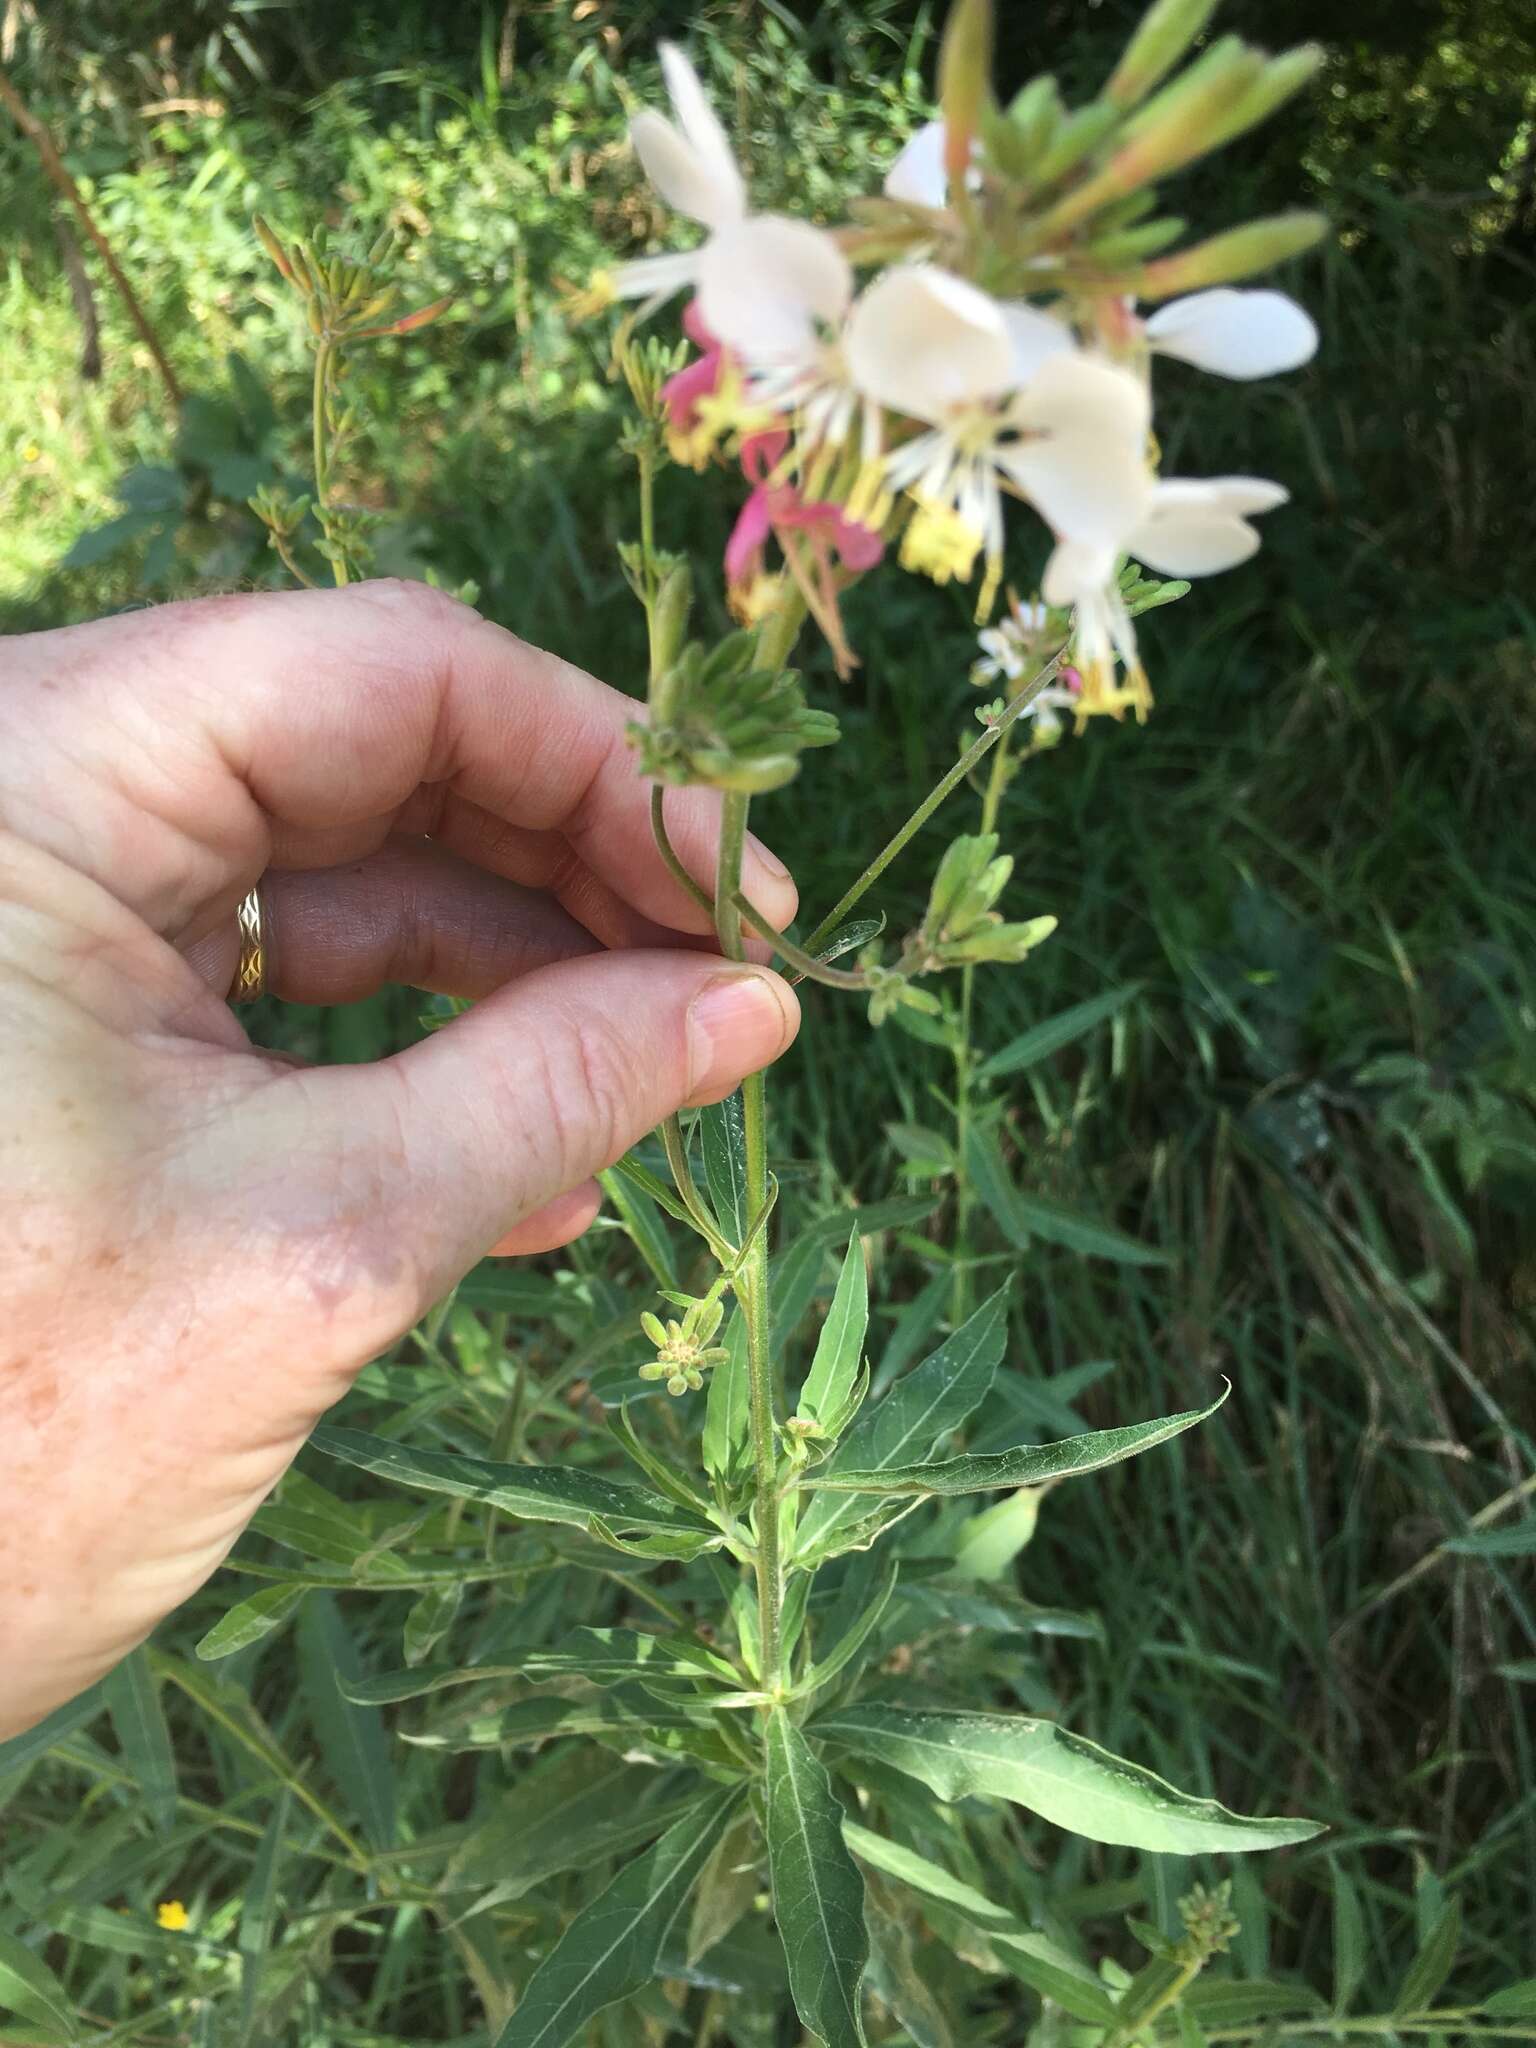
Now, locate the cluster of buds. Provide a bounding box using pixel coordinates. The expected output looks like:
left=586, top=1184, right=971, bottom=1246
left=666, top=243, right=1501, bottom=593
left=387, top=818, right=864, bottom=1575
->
left=862, top=833, right=1057, bottom=1026
left=589, top=0, right=1322, bottom=705
left=638, top=1295, right=730, bottom=1397
left=628, top=626, right=838, bottom=795
left=1175, top=1881, right=1242, bottom=1963
left=254, top=217, right=453, bottom=349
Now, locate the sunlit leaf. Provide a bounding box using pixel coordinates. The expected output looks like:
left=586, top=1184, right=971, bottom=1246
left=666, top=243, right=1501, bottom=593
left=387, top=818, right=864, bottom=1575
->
left=816, top=1706, right=1323, bottom=1852
left=764, top=1710, right=868, bottom=2046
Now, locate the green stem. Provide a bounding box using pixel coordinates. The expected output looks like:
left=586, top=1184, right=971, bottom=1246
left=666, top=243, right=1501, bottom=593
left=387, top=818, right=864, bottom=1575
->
left=312, top=337, right=348, bottom=589
left=652, top=786, right=715, bottom=919
left=713, top=790, right=784, bottom=1688
left=731, top=891, right=869, bottom=989
left=799, top=654, right=1061, bottom=959
left=952, top=729, right=1015, bottom=1322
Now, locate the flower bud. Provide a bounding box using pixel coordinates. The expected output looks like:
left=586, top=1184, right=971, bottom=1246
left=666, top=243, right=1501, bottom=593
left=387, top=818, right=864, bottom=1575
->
left=937, top=0, right=993, bottom=190
left=1105, top=0, right=1221, bottom=110
left=1207, top=45, right=1326, bottom=151
left=1138, top=210, right=1327, bottom=296
left=650, top=558, right=693, bottom=678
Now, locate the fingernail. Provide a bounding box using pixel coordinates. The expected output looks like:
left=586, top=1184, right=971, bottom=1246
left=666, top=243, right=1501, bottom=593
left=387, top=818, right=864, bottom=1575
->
left=746, top=832, right=790, bottom=881
left=686, top=969, right=796, bottom=1100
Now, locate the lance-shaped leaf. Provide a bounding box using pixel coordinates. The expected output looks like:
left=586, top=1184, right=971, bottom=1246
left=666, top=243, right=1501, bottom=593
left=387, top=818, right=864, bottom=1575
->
left=814, top=1706, right=1323, bottom=1853
left=795, top=1288, right=1008, bottom=1556
left=196, top=1583, right=308, bottom=1662
left=700, top=1094, right=750, bottom=1245
left=764, top=1711, right=869, bottom=2047
left=703, top=1309, right=752, bottom=1489
left=105, top=1649, right=178, bottom=1836
left=806, top=1390, right=1225, bottom=1496
left=309, top=1426, right=713, bottom=1539
left=797, top=1234, right=868, bottom=1430
left=492, top=1784, right=743, bottom=2048
left=342, top=1629, right=739, bottom=1705
left=842, top=1822, right=1118, bottom=2025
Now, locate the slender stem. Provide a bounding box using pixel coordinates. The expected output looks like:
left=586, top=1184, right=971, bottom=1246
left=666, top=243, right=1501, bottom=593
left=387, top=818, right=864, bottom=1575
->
left=312, top=339, right=349, bottom=588
left=651, top=786, right=715, bottom=919
left=799, top=655, right=1061, bottom=959
left=270, top=529, right=317, bottom=589
left=712, top=791, right=785, bottom=1686
left=731, top=891, right=869, bottom=990
left=952, top=729, right=1015, bottom=1321
left=0, top=61, right=182, bottom=412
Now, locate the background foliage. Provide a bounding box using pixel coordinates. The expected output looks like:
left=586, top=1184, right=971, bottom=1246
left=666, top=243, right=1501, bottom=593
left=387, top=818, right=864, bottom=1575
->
left=2, top=0, right=1535, bottom=2041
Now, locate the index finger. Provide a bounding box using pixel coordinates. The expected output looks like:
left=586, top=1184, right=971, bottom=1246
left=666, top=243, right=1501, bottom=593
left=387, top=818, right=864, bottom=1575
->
left=2, top=579, right=797, bottom=939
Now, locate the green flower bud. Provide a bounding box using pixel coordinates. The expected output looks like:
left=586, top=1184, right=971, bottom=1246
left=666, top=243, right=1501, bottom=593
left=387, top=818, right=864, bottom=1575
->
left=1138, top=210, right=1328, bottom=297
left=1105, top=0, right=1221, bottom=110
left=937, top=0, right=994, bottom=189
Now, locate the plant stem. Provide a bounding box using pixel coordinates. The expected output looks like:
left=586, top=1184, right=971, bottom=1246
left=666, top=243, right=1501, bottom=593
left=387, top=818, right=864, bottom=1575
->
left=714, top=790, right=784, bottom=1688
left=651, top=786, right=715, bottom=918
left=799, top=654, right=1062, bottom=959
left=312, top=339, right=348, bottom=587
left=0, top=61, right=183, bottom=413
left=951, top=728, right=1015, bottom=1321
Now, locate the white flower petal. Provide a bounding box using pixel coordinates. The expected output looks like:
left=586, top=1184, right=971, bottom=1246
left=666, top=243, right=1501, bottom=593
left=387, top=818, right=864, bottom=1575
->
left=658, top=43, right=746, bottom=225
left=629, top=112, right=719, bottom=227
left=845, top=265, right=1015, bottom=422
left=1145, top=288, right=1317, bottom=379
left=1130, top=509, right=1260, bottom=577
left=1004, top=355, right=1153, bottom=545
left=1152, top=474, right=1289, bottom=517
left=1000, top=301, right=1077, bottom=383
left=696, top=215, right=852, bottom=361
left=610, top=248, right=700, bottom=303
left=1042, top=540, right=1115, bottom=609
left=884, top=120, right=948, bottom=207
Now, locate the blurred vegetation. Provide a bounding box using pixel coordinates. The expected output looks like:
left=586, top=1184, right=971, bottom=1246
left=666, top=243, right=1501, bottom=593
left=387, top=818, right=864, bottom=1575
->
left=2, top=0, right=1535, bottom=2042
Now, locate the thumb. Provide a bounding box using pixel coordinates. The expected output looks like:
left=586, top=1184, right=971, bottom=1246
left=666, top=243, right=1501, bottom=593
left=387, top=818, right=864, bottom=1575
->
left=312, top=948, right=799, bottom=1310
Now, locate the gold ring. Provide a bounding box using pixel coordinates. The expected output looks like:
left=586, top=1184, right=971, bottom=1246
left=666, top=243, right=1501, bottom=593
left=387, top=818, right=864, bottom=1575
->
left=231, top=885, right=266, bottom=1003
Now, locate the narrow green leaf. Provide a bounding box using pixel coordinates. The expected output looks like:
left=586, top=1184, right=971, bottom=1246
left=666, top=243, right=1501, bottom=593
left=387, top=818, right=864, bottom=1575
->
left=804, top=1196, right=938, bottom=1245
left=807, top=1391, right=1224, bottom=1497
left=1445, top=1521, right=1536, bottom=1557
left=703, top=1309, right=752, bottom=1488
left=237, top=1786, right=291, bottom=2044
left=795, top=1288, right=1008, bottom=1557
left=700, top=1095, right=750, bottom=1244
left=1394, top=1897, right=1461, bottom=2013
left=863, top=1873, right=951, bottom=2048
left=1007, top=1187, right=1168, bottom=1265
left=343, top=1629, right=737, bottom=1706
left=195, top=1583, right=308, bottom=1662
left=297, top=1593, right=396, bottom=1850
left=1331, top=1860, right=1366, bottom=2010
left=0, top=1930, right=77, bottom=2042
left=492, top=1784, right=743, bottom=2048
left=403, top=1580, right=463, bottom=1666
left=764, top=1711, right=869, bottom=2047
left=799, top=1235, right=869, bottom=1427
left=309, top=1425, right=711, bottom=1536
left=804, top=1554, right=899, bottom=1694
left=963, top=1127, right=1166, bottom=1264
left=976, top=985, right=1140, bottom=1081
left=1483, top=1979, right=1536, bottom=2019
left=105, top=1649, right=177, bottom=1836
left=451, top=1754, right=700, bottom=1900
left=0, top=1681, right=107, bottom=1788
left=453, top=1263, right=568, bottom=1313
left=815, top=1706, right=1323, bottom=1853
left=842, top=1822, right=1118, bottom=2025
left=598, top=1167, right=678, bottom=1289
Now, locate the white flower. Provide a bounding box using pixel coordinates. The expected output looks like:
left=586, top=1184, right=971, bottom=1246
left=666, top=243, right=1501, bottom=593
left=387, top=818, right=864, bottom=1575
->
left=1042, top=475, right=1288, bottom=719
left=1128, top=475, right=1289, bottom=576
left=694, top=215, right=869, bottom=453
left=613, top=44, right=748, bottom=309
left=972, top=602, right=1048, bottom=684
left=884, top=121, right=948, bottom=207
left=1144, top=289, right=1317, bottom=379
left=845, top=265, right=1151, bottom=603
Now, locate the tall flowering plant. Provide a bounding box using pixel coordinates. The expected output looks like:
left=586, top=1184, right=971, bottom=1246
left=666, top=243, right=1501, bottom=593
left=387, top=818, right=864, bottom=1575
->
left=291, top=1, right=1330, bottom=2040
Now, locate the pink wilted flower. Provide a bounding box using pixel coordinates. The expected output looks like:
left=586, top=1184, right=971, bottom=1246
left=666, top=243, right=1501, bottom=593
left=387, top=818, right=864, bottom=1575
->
left=660, top=301, right=729, bottom=465
left=725, top=432, right=883, bottom=674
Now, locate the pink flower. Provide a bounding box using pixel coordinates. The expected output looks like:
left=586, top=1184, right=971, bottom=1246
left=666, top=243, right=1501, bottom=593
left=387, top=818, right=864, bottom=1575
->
left=725, top=429, right=883, bottom=588
left=660, top=300, right=725, bottom=437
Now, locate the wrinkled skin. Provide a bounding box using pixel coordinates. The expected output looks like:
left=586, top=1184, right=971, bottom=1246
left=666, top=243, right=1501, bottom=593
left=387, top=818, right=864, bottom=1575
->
left=0, top=580, right=800, bottom=1738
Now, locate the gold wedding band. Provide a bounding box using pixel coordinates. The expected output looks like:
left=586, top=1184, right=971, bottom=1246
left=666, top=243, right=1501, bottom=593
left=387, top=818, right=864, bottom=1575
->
left=231, top=885, right=266, bottom=1003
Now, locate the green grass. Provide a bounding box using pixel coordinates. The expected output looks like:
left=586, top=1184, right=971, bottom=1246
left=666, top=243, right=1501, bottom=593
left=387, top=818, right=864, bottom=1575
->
left=2, top=0, right=1535, bottom=2040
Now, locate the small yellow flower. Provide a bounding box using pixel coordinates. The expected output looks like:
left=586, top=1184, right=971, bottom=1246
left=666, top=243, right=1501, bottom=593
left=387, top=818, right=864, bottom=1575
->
left=23, top=444, right=41, bottom=463
left=156, top=1900, right=190, bottom=1931
left=899, top=496, right=982, bottom=588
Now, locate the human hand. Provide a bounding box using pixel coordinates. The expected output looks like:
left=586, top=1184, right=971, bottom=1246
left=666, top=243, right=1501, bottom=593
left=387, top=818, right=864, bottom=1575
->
left=0, top=579, right=800, bottom=1738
